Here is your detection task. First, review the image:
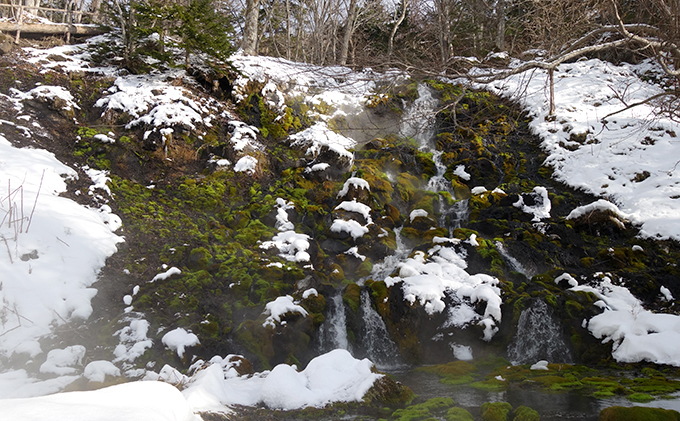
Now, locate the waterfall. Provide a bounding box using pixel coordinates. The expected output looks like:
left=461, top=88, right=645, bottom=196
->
left=318, top=291, right=350, bottom=353
left=367, top=227, right=409, bottom=284
left=400, top=84, right=438, bottom=146
left=400, top=83, right=469, bottom=233
left=495, top=241, right=532, bottom=278
left=359, top=290, right=402, bottom=369
left=507, top=299, right=574, bottom=365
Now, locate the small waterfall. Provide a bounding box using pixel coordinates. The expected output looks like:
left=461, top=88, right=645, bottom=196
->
left=401, top=83, right=469, bottom=234
left=507, top=299, right=573, bottom=365
left=367, top=227, right=409, bottom=283
left=495, top=241, right=532, bottom=277
left=359, top=290, right=402, bottom=369
left=400, top=84, right=438, bottom=146
left=318, top=291, right=350, bottom=353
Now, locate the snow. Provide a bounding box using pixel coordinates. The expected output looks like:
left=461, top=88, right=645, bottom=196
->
left=409, top=209, right=429, bottom=222
left=0, top=134, right=122, bottom=360
left=228, top=121, right=261, bottom=152
left=12, top=85, right=81, bottom=112
left=573, top=275, right=680, bottom=366
left=566, top=199, right=628, bottom=221
left=95, top=71, right=217, bottom=134
left=234, top=156, right=258, bottom=174
left=335, top=199, right=373, bottom=224
left=384, top=244, right=501, bottom=341
left=262, top=295, right=309, bottom=328
left=302, top=288, right=318, bottom=299
left=0, top=381, right=200, bottom=421
left=530, top=360, right=549, bottom=371
left=183, top=349, right=382, bottom=411
left=260, top=198, right=311, bottom=262
left=162, top=328, right=200, bottom=359
left=289, top=122, right=355, bottom=163
left=451, top=344, right=473, bottom=361
left=513, top=186, right=551, bottom=221
left=471, top=186, right=488, bottom=195
left=113, top=318, right=153, bottom=364
left=661, top=286, right=674, bottom=301
left=83, top=361, right=121, bottom=383
left=330, top=219, right=369, bottom=240
left=484, top=58, right=680, bottom=240
left=151, top=267, right=182, bottom=282
left=453, top=165, right=471, bottom=181
left=337, top=177, right=370, bottom=198
left=39, top=346, right=86, bottom=376
left=554, top=273, right=578, bottom=288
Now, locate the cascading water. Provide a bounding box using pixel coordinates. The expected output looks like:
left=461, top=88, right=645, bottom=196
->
left=495, top=241, right=532, bottom=278
left=365, top=227, right=409, bottom=284
left=317, top=291, right=350, bottom=353
left=507, top=299, right=574, bottom=365
left=400, top=83, right=469, bottom=231
left=359, top=290, right=402, bottom=369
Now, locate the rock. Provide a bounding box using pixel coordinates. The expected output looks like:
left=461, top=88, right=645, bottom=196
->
left=361, top=375, right=415, bottom=406
left=599, top=406, right=680, bottom=421
left=0, top=34, right=14, bottom=55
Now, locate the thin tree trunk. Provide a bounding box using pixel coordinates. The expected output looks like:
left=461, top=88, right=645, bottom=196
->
left=242, top=0, right=260, bottom=55
left=285, top=0, right=291, bottom=59
left=387, top=0, right=408, bottom=59
left=495, top=0, right=505, bottom=51
left=339, top=0, right=358, bottom=65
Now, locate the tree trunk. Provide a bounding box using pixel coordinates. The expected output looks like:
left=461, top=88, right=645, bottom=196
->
left=339, top=0, right=358, bottom=65
left=387, top=0, right=408, bottom=60
left=242, top=0, right=260, bottom=55
left=495, top=0, right=505, bottom=51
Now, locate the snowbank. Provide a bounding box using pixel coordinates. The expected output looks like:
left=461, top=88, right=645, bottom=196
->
left=183, top=349, right=382, bottom=411
left=0, top=381, right=200, bottom=421
left=0, top=135, right=122, bottom=359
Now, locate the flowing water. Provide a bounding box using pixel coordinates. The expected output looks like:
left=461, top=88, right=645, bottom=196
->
left=495, top=240, right=533, bottom=278
left=507, top=299, right=574, bottom=365
left=366, top=227, right=409, bottom=284
left=317, top=290, right=350, bottom=353
left=400, top=83, right=469, bottom=232
left=359, top=290, right=403, bottom=370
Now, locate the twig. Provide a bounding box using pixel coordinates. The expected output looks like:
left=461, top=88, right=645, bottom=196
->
left=1, top=235, right=12, bottom=264
left=25, top=169, right=44, bottom=233
left=601, top=92, right=674, bottom=121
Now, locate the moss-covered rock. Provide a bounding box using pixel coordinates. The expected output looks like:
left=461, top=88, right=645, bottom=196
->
left=481, top=402, right=513, bottom=421
left=599, top=406, right=680, bottom=421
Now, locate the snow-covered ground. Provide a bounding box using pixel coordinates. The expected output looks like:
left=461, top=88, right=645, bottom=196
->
left=484, top=58, right=680, bottom=241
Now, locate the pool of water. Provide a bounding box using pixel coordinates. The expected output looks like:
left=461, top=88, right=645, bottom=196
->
left=388, top=368, right=680, bottom=420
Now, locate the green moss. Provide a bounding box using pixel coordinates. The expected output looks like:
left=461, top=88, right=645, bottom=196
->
left=512, top=406, right=540, bottom=421
left=355, top=258, right=373, bottom=278
left=628, top=393, right=654, bottom=403
left=445, top=407, right=474, bottom=421
left=391, top=397, right=456, bottom=421
left=599, top=406, right=680, bottom=421
left=343, top=283, right=362, bottom=313
left=470, top=378, right=508, bottom=392
left=418, top=360, right=477, bottom=385
left=481, top=402, right=512, bottom=421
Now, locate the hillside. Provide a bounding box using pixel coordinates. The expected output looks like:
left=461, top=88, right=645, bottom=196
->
left=0, top=34, right=680, bottom=420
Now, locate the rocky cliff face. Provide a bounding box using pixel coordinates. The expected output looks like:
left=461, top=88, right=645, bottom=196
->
left=1, top=36, right=679, bottom=387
